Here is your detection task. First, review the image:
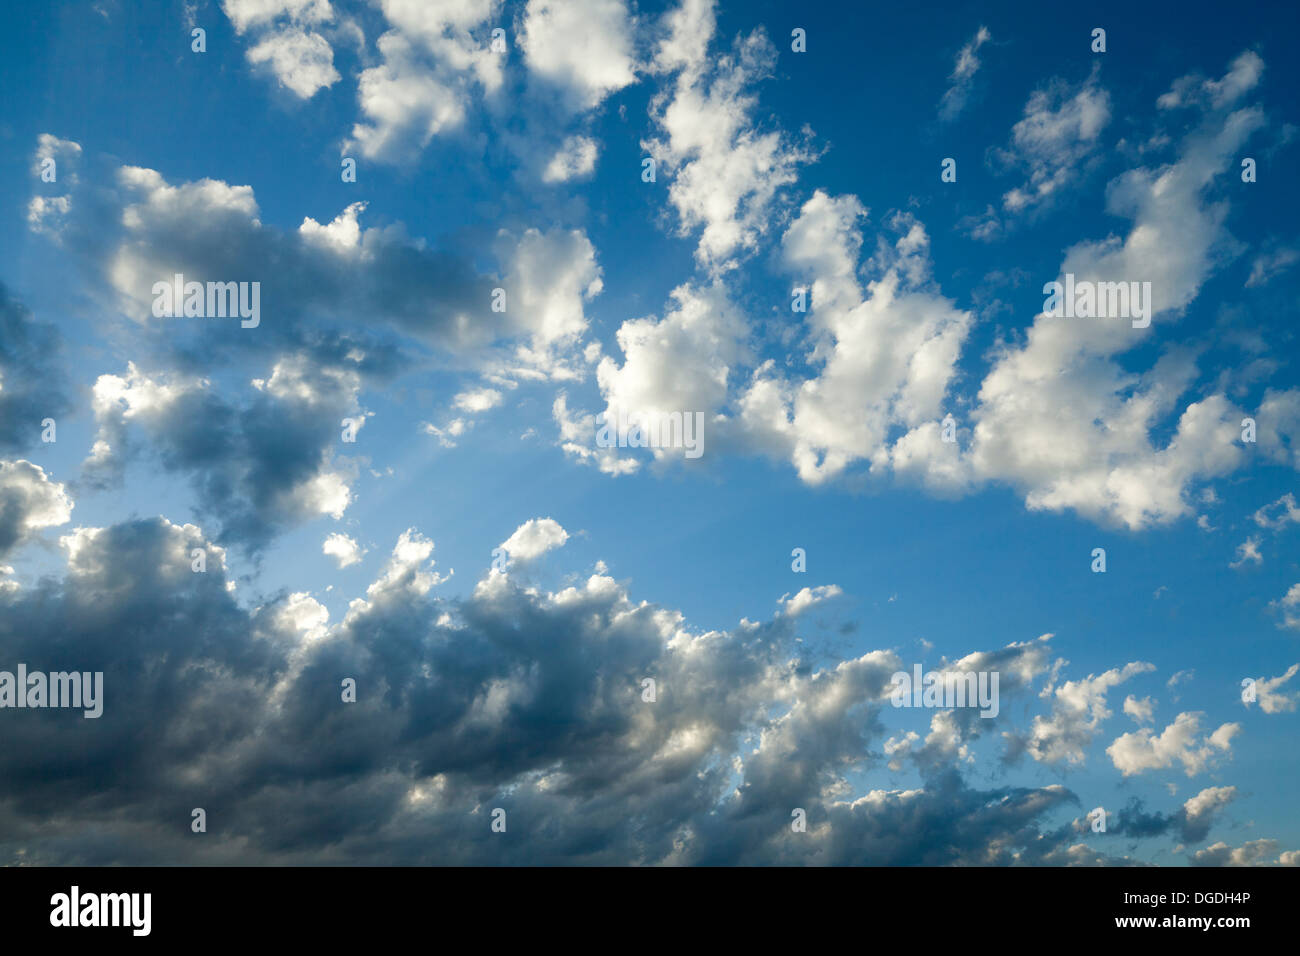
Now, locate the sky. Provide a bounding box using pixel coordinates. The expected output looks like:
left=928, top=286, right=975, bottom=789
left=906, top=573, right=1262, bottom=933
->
left=0, top=0, right=1298, bottom=865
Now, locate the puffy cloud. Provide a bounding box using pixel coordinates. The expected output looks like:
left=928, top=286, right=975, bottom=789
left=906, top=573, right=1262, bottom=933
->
left=541, top=135, right=600, bottom=183
left=1107, top=712, right=1240, bottom=777
left=222, top=0, right=340, bottom=99
left=963, top=53, right=1267, bottom=529
left=346, top=0, right=503, bottom=162
left=323, top=532, right=365, bottom=568
left=453, top=387, right=503, bottom=413
left=497, top=517, right=568, bottom=562
left=0, top=514, right=1171, bottom=865
left=0, top=460, right=74, bottom=558
left=739, top=195, right=971, bottom=487
left=1255, top=388, right=1300, bottom=471
left=83, top=357, right=361, bottom=550
left=644, top=4, right=812, bottom=271
left=1123, top=695, right=1155, bottom=724
left=1192, top=839, right=1297, bottom=867
left=1180, top=786, right=1238, bottom=842
left=520, top=0, right=636, bottom=112
left=938, top=26, right=991, bottom=122
left=29, top=153, right=612, bottom=396
left=586, top=281, right=748, bottom=467
left=496, top=227, right=603, bottom=376
left=777, top=585, right=842, bottom=617
left=1014, top=662, right=1154, bottom=766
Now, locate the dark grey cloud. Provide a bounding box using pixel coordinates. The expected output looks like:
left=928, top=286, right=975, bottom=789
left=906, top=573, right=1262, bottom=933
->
left=82, top=354, right=362, bottom=551
left=1094, top=788, right=1238, bottom=845
left=0, top=284, right=71, bottom=454
left=0, top=518, right=1202, bottom=865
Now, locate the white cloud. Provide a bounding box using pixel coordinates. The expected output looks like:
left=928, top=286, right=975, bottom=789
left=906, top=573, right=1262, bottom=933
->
left=1123, top=694, right=1154, bottom=724
left=1107, top=712, right=1240, bottom=777
left=496, top=227, right=603, bottom=378
left=1246, top=664, right=1299, bottom=714
left=1230, top=536, right=1263, bottom=568
left=1252, top=493, right=1300, bottom=530
left=1193, top=839, right=1296, bottom=867
left=963, top=53, right=1266, bottom=529
left=323, top=531, right=365, bottom=568
left=1020, top=661, right=1154, bottom=766
left=1158, top=51, right=1265, bottom=111
left=1275, top=584, right=1300, bottom=631
left=590, top=281, right=748, bottom=466
left=222, top=0, right=340, bottom=99
left=778, top=585, right=843, bottom=617
left=347, top=0, right=503, bottom=162
left=521, top=0, right=636, bottom=111
left=739, top=195, right=971, bottom=488
left=542, top=135, right=600, bottom=183
left=644, top=5, right=812, bottom=271
left=1184, top=785, right=1236, bottom=828
left=453, top=387, right=503, bottom=413
left=938, top=26, right=990, bottom=121
left=999, top=71, right=1111, bottom=214
left=498, top=517, right=569, bottom=562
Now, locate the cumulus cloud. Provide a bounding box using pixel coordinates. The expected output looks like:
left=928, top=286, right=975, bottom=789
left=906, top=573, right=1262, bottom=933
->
left=222, top=0, right=341, bottom=99
left=960, top=52, right=1267, bottom=529
left=778, top=584, right=842, bottom=617
left=1100, top=785, right=1236, bottom=843
left=541, top=134, right=600, bottom=183
left=739, top=195, right=971, bottom=488
left=520, top=0, right=636, bottom=112
left=0, top=513, right=1186, bottom=865
left=345, top=0, right=503, bottom=162
left=497, top=517, right=568, bottom=563
left=1107, top=712, right=1240, bottom=777
left=1192, top=839, right=1298, bottom=867
left=1013, top=662, right=1154, bottom=766
left=83, top=358, right=361, bottom=550
left=323, top=531, right=365, bottom=568
left=644, top=1, right=813, bottom=271
left=1123, top=695, right=1154, bottom=724
left=0, top=459, right=74, bottom=558
left=29, top=151, right=612, bottom=399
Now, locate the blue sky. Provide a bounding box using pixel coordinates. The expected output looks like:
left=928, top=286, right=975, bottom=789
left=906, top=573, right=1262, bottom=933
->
left=0, top=0, right=1298, bottom=865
